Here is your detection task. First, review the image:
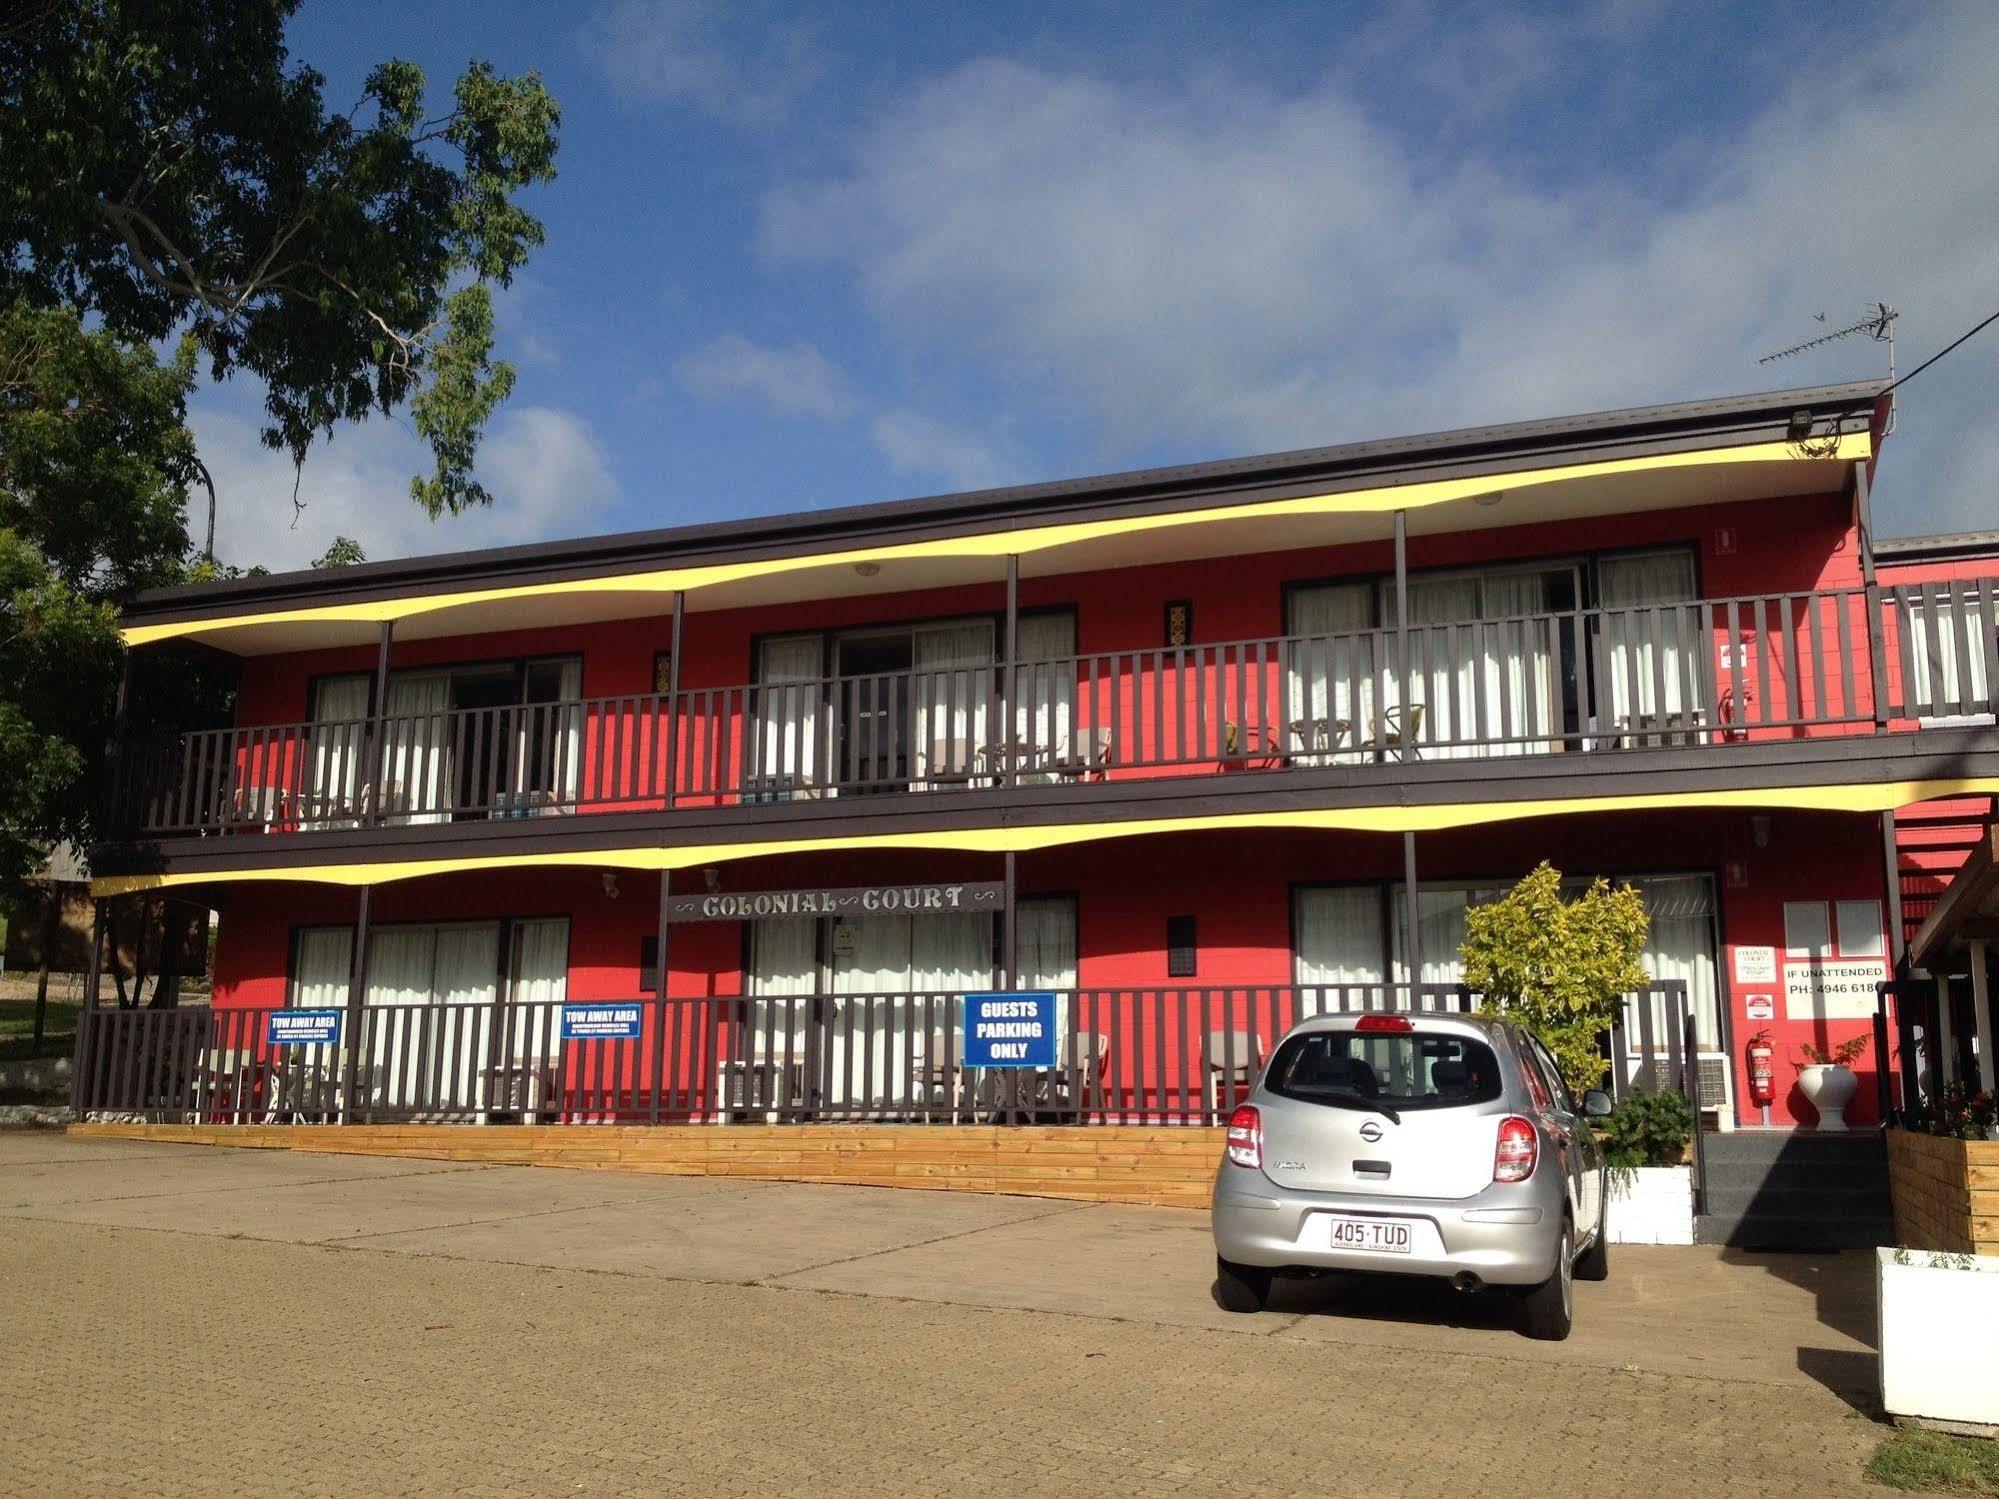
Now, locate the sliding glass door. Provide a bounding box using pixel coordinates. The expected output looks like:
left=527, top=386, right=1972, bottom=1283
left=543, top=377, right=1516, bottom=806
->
left=1595, top=549, right=1702, bottom=744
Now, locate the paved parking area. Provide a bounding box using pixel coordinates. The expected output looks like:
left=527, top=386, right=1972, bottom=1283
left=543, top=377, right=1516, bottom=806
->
left=0, top=1134, right=1894, bottom=1497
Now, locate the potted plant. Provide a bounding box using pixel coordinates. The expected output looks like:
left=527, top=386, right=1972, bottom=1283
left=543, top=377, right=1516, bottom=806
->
left=1592, top=1089, right=1695, bottom=1244
left=1796, top=1035, right=1868, bottom=1131
left=1877, top=1246, right=1999, bottom=1426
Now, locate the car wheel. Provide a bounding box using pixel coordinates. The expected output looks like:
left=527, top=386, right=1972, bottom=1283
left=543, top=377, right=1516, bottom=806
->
left=1214, top=1255, right=1273, bottom=1313
left=1574, top=1204, right=1610, bottom=1283
left=1519, top=1218, right=1574, bottom=1341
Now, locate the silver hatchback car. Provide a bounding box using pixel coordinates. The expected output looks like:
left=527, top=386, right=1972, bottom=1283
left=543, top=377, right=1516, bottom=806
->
left=1211, top=1011, right=1612, bottom=1340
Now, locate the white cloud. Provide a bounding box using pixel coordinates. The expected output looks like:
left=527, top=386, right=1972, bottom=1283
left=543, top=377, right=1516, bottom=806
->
left=190, top=398, right=619, bottom=574
left=869, top=410, right=1015, bottom=492
left=590, top=0, right=817, bottom=129
left=759, top=9, right=1999, bottom=534
left=676, top=332, right=857, bottom=420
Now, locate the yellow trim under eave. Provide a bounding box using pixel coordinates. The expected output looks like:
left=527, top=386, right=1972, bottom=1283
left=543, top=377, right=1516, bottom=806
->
left=89, top=773, right=1993, bottom=895
left=121, top=433, right=1872, bottom=647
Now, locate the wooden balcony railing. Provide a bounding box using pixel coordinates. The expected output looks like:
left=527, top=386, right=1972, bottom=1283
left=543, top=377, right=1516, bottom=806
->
left=107, top=579, right=1999, bottom=837
left=72, top=982, right=1695, bottom=1128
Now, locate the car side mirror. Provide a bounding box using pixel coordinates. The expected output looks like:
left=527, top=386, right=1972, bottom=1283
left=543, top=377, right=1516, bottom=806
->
left=1581, top=1089, right=1613, bottom=1119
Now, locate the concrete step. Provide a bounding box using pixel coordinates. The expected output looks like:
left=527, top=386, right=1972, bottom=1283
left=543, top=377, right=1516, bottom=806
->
left=1700, top=1131, right=1886, bottom=1166
left=1701, top=1157, right=1890, bottom=1194
left=1697, top=1210, right=1896, bottom=1251
left=1700, top=1182, right=1893, bottom=1219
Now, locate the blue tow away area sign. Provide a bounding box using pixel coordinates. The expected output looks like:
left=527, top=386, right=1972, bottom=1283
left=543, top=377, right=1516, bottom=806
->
left=266, top=1009, right=342, bottom=1046
left=962, top=992, right=1057, bottom=1068
left=562, top=1002, right=644, bottom=1041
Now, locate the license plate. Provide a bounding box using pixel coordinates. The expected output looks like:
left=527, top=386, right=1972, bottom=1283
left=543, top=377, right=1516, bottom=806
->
left=1325, top=1216, right=1413, bottom=1253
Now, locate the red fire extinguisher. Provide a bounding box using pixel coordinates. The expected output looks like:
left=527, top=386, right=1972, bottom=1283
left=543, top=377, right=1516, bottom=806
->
left=1746, top=1029, right=1775, bottom=1107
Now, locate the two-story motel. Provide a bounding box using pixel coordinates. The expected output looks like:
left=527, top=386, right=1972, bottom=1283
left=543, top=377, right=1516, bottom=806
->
left=74, top=380, right=1999, bottom=1160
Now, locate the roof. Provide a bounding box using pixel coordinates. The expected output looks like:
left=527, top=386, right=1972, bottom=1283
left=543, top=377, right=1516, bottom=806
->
left=1874, top=530, right=1999, bottom=565
left=126, top=378, right=1890, bottom=628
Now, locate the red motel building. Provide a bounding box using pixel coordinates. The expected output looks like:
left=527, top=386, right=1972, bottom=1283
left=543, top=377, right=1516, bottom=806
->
left=78, top=379, right=1999, bottom=1217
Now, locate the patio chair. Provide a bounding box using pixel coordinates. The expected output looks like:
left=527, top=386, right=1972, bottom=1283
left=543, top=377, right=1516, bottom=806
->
left=918, top=1029, right=966, bottom=1117
left=1053, top=727, right=1114, bottom=782
left=1052, top=1032, right=1110, bottom=1113
left=1204, top=1030, right=1261, bottom=1115
left=1371, top=703, right=1424, bottom=761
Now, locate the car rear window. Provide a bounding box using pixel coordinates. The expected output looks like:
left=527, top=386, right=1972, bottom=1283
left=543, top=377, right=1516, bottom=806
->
left=1265, top=1030, right=1504, bottom=1110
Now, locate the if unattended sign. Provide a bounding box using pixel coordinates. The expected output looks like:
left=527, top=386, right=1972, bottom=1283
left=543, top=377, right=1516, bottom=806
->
left=962, top=992, right=1057, bottom=1068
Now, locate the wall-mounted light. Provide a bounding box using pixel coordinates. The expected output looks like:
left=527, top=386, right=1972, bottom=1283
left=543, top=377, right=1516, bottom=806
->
left=853, top=561, right=881, bottom=577
left=1473, top=491, right=1505, bottom=508
left=1750, top=814, right=1772, bottom=849
left=1786, top=409, right=1815, bottom=442
left=702, top=866, right=723, bottom=894
left=601, top=871, right=621, bottom=900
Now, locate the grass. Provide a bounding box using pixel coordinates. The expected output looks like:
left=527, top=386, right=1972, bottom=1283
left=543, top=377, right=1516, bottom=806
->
left=0, top=995, right=79, bottom=1060
left=1868, top=1430, right=1999, bottom=1495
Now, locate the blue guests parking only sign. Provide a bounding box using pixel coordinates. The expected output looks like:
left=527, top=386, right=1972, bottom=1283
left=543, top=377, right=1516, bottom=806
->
left=267, top=1009, right=342, bottom=1046
left=561, top=1002, right=644, bottom=1041
left=962, top=992, right=1057, bottom=1068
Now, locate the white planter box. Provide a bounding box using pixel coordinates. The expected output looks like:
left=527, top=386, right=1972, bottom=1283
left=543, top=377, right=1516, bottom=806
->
left=1878, top=1248, right=1999, bottom=1427
left=1607, top=1165, right=1693, bottom=1245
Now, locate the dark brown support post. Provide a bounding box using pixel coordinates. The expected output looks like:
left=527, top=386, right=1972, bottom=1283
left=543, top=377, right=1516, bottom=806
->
left=1393, top=511, right=1410, bottom=755
left=1402, top=831, right=1422, bottom=1003
left=73, top=898, right=105, bottom=1112
left=1881, top=810, right=1907, bottom=972
left=365, top=622, right=394, bottom=825
left=341, top=885, right=373, bottom=1121
left=1001, top=850, right=1017, bottom=988
left=105, top=645, right=133, bottom=829
left=664, top=591, right=684, bottom=809
left=1002, top=555, right=1019, bottom=788
left=655, top=869, right=672, bottom=998
left=1854, top=460, right=1891, bottom=729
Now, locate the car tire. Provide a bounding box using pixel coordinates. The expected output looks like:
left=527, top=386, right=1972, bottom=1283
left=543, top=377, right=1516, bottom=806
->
left=1518, top=1219, right=1575, bottom=1341
left=1574, top=1206, right=1610, bottom=1283
left=1214, top=1255, right=1273, bottom=1313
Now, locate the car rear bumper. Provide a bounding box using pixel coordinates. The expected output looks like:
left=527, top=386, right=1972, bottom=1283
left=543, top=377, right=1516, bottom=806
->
left=1211, top=1163, right=1564, bottom=1286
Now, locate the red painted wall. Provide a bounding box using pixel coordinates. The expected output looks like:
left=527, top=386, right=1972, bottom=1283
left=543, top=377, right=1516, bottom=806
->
left=212, top=806, right=1893, bottom=1128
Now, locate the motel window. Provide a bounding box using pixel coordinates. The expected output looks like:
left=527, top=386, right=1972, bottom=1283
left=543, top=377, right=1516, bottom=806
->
left=745, top=898, right=1078, bottom=997
left=1835, top=900, right=1885, bottom=959
left=1784, top=900, right=1831, bottom=958
left=1897, top=584, right=1996, bottom=722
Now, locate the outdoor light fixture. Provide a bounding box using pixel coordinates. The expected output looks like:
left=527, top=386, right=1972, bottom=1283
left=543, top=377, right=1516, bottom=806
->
left=1786, top=409, right=1815, bottom=441
left=853, top=561, right=881, bottom=577
left=601, top=871, right=621, bottom=899
left=1473, top=491, right=1504, bottom=508
left=1750, top=814, right=1772, bottom=849
left=702, top=866, right=723, bottom=893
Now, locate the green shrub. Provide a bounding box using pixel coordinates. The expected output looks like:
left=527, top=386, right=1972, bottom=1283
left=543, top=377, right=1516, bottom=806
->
left=1593, top=1089, right=1693, bottom=1169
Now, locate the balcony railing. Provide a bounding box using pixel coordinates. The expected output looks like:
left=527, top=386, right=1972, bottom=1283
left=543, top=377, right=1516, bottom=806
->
left=109, top=579, right=1998, bottom=837
left=72, top=982, right=1695, bottom=1128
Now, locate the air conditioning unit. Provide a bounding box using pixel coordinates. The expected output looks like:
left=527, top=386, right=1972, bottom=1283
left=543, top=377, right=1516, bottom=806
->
left=1695, top=1053, right=1735, bottom=1132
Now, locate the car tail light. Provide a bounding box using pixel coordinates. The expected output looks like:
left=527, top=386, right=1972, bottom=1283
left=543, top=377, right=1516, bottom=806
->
left=1354, top=1014, right=1414, bottom=1033
left=1493, top=1115, right=1538, bottom=1183
left=1225, top=1104, right=1262, bottom=1168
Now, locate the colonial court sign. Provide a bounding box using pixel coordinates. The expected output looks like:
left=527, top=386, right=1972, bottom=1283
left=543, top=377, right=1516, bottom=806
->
left=663, top=882, right=1004, bottom=923
left=963, top=992, right=1057, bottom=1068
left=267, top=1009, right=342, bottom=1046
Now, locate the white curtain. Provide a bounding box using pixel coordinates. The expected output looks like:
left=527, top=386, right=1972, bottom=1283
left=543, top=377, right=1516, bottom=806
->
left=1285, top=584, right=1375, bottom=765
left=1015, top=897, right=1078, bottom=989
left=912, top=621, right=994, bottom=786
left=291, top=926, right=355, bottom=1009
left=381, top=673, right=452, bottom=825
left=431, top=924, right=501, bottom=1108
left=1387, top=576, right=1480, bottom=760
left=1478, top=571, right=1559, bottom=757
left=361, top=922, right=499, bottom=1111
left=308, top=675, right=370, bottom=826
left=746, top=916, right=816, bottom=1065
left=513, top=658, right=583, bottom=807
left=1014, top=613, right=1078, bottom=781
left=1293, top=887, right=1386, bottom=1013
left=753, top=635, right=824, bottom=798
left=1624, top=875, right=1720, bottom=1058
left=506, top=917, right=570, bottom=1061
left=1598, top=550, right=1700, bottom=739
left=1903, top=584, right=1996, bottom=720
left=1390, top=884, right=1509, bottom=988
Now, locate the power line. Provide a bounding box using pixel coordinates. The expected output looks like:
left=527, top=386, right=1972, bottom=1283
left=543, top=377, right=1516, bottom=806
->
left=1885, top=307, right=1999, bottom=394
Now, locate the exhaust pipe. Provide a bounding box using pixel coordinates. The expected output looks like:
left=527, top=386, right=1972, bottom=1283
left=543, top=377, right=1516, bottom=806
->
left=1450, top=1271, right=1483, bottom=1293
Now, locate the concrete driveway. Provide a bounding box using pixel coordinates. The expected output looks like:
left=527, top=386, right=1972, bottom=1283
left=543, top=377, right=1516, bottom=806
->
left=0, top=1133, right=1891, bottom=1497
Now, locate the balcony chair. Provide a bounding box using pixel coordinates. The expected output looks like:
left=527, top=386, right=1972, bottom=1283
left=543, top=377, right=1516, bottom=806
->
left=918, top=1029, right=966, bottom=1118
left=1052, top=1031, right=1110, bottom=1115
left=1370, top=703, right=1424, bottom=761
left=1052, top=727, right=1114, bottom=782
left=1205, top=1030, right=1262, bottom=1116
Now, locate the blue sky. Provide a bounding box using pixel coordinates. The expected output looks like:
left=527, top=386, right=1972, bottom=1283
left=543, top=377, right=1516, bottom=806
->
left=196, top=0, right=1999, bottom=571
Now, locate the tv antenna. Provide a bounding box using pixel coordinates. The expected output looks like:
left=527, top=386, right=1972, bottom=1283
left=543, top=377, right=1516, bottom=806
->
left=1759, top=302, right=1899, bottom=434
